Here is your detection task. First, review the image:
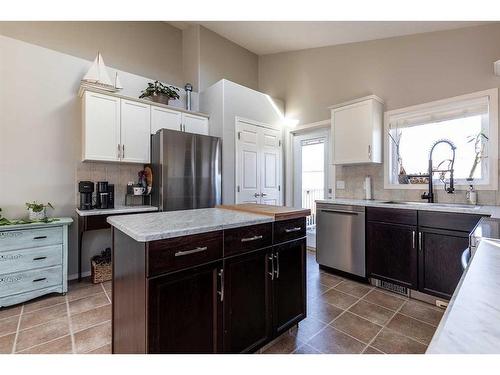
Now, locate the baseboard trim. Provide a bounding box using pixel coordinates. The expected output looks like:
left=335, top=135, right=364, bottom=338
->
left=68, top=271, right=91, bottom=281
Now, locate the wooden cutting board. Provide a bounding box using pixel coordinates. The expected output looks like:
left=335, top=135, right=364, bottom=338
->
left=219, top=204, right=311, bottom=221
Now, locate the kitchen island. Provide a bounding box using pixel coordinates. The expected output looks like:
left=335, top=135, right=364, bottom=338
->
left=107, top=206, right=310, bottom=354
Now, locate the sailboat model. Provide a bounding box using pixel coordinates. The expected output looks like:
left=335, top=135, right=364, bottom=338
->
left=81, top=53, right=122, bottom=92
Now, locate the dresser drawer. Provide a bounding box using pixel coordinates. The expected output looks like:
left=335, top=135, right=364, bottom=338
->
left=0, top=245, right=62, bottom=275
left=147, top=231, right=223, bottom=277
left=0, top=266, right=62, bottom=298
left=274, top=218, right=306, bottom=244
left=0, top=227, right=63, bottom=252
left=224, top=223, right=273, bottom=257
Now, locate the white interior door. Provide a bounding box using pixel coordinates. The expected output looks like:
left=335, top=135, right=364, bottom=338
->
left=236, top=122, right=261, bottom=203
left=260, top=128, right=281, bottom=205
left=236, top=120, right=282, bottom=205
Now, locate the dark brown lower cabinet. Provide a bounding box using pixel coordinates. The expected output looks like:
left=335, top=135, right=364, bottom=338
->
left=148, top=261, right=223, bottom=354
left=223, top=247, right=273, bottom=353
left=366, top=221, right=418, bottom=289
left=418, top=228, right=469, bottom=300
left=273, top=238, right=307, bottom=335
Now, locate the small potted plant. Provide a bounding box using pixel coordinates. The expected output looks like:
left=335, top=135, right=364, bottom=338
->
left=25, top=201, right=54, bottom=221
left=139, top=80, right=180, bottom=105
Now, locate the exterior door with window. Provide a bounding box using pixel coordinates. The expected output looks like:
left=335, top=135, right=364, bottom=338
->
left=236, top=120, right=282, bottom=205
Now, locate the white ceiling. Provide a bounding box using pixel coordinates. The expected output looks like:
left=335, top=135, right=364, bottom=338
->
left=194, top=21, right=490, bottom=55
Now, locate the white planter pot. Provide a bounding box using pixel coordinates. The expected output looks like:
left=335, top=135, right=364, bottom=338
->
left=29, top=208, right=46, bottom=221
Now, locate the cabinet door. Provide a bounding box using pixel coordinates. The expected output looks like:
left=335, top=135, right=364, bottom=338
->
left=148, top=261, right=223, bottom=353
left=236, top=123, right=261, bottom=203
left=366, top=221, right=418, bottom=289
left=223, top=248, right=273, bottom=353
left=273, top=238, right=306, bottom=335
left=82, top=91, right=121, bottom=161
left=418, top=228, right=468, bottom=300
left=260, top=127, right=282, bottom=205
left=120, top=99, right=151, bottom=163
left=151, top=106, right=182, bottom=134
left=183, top=113, right=209, bottom=135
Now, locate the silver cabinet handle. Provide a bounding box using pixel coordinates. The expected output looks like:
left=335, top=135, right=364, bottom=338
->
left=412, top=231, right=416, bottom=249
left=321, top=209, right=359, bottom=216
left=418, top=232, right=423, bottom=252
left=275, top=252, right=280, bottom=279
left=241, top=235, right=263, bottom=243
left=368, top=144, right=372, bottom=160
left=33, top=236, right=47, bottom=240
left=174, top=246, right=208, bottom=257
left=117, top=144, right=121, bottom=158
left=285, top=227, right=302, bottom=233
left=217, top=269, right=224, bottom=302
left=268, top=254, right=274, bottom=280
left=33, top=256, right=47, bottom=261
left=180, top=124, right=183, bottom=131
left=33, top=277, right=47, bottom=283
left=122, top=144, right=125, bottom=159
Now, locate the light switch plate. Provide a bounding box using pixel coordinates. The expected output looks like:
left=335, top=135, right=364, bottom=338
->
left=336, top=180, right=345, bottom=189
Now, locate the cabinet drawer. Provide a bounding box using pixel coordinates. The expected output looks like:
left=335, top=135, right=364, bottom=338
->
left=274, top=218, right=306, bottom=244
left=147, top=231, right=223, bottom=277
left=0, top=266, right=62, bottom=298
left=366, top=207, right=417, bottom=226
left=224, top=223, right=272, bottom=257
left=0, top=245, right=62, bottom=275
left=0, top=227, right=62, bottom=252
left=418, top=211, right=484, bottom=232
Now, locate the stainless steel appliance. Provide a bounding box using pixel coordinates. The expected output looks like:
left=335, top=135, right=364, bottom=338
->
left=95, top=181, right=110, bottom=209
left=316, top=203, right=366, bottom=278
left=151, top=129, right=222, bottom=211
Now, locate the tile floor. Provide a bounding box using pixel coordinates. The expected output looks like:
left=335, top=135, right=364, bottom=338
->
left=0, top=250, right=444, bottom=354
left=0, top=280, right=112, bottom=354
left=260, top=249, right=445, bottom=354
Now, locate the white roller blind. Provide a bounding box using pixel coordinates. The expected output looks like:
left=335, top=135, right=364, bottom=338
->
left=389, top=95, right=490, bottom=129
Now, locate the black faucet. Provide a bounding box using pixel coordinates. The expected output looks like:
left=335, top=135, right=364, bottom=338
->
left=421, top=139, right=456, bottom=203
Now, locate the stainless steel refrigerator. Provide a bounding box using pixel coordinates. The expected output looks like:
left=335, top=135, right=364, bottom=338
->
left=151, top=129, right=222, bottom=211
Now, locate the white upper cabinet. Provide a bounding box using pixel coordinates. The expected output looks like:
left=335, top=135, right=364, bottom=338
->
left=151, top=106, right=183, bottom=134
left=120, top=99, right=151, bottom=163
left=81, top=88, right=209, bottom=163
left=182, top=113, right=209, bottom=135
left=82, top=91, right=121, bottom=162
left=330, top=95, right=384, bottom=165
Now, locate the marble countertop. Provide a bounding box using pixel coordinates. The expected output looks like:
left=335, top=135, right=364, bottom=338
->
left=427, top=237, right=500, bottom=353
left=316, top=198, right=500, bottom=218
left=76, top=205, right=158, bottom=217
left=0, top=217, right=73, bottom=231
left=107, top=208, right=274, bottom=242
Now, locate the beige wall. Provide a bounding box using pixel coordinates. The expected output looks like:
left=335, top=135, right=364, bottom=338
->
left=199, top=26, right=258, bottom=91
left=0, top=21, right=183, bottom=86
left=259, top=23, right=500, bottom=205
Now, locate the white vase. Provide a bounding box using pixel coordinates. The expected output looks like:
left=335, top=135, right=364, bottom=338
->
left=29, top=207, right=46, bottom=221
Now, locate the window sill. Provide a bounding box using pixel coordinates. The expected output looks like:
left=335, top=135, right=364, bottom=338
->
left=384, top=182, right=497, bottom=191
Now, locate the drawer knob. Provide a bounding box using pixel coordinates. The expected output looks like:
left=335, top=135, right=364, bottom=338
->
left=284, top=227, right=302, bottom=233
left=174, top=246, right=208, bottom=257
left=241, top=235, right=263, bottom=243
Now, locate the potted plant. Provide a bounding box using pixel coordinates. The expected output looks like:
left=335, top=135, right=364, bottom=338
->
left=25, top=201, right=54, bottom=221
left=139, top=80, right=180, bottom=105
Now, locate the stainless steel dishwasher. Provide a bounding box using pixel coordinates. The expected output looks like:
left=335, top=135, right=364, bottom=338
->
left=316, top=203, right=366, bottom=278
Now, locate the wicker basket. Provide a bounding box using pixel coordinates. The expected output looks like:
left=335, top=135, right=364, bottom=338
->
left=91, top=260, right=112, bottom=284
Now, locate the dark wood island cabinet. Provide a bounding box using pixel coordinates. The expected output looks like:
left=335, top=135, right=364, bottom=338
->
left=108, top=206, right=309, bottom=354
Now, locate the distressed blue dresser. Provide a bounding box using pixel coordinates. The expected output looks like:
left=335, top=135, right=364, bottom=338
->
left=0, top=218, right=73, bottom=307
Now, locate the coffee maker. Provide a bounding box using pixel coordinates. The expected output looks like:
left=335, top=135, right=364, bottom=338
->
left=78, top=181, right=94, bottom=210
left=95, top=181, right=114, bottom=209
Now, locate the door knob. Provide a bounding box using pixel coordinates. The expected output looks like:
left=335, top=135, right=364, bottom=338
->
left=254, top=193, right=260, bottom=198
left=261, top=193, right=267, bottom=197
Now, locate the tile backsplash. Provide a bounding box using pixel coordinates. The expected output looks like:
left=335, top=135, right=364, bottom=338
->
left=76, top=162, right=145, bottom=207
left=335, top=164, right=500, bottom=206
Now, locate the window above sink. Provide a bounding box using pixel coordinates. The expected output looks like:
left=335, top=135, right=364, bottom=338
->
left=384, top=88, right=498, bottom=191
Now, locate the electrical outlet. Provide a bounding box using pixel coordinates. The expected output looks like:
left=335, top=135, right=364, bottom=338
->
left=336, top=180, right=345, bottom=190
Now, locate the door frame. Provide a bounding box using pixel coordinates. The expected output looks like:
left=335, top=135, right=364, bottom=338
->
left=287, top=120, right=332, bottom=208
left=235, top=117, right=283, bottom=205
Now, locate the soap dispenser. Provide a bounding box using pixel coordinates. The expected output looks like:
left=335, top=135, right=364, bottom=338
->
left=466, top=185, right=477, bottom=205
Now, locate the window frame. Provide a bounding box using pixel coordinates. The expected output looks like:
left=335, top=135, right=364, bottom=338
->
left=383, top=88, right=498, bottom=191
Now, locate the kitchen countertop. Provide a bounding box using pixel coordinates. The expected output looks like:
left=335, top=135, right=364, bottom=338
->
left=76, top=205, right=158, bottom=217
left=107, top=208, right=274, bottom=242
left=427, top=233, right=500, bottom=353
left=218, top=203, right=310, bottom=221
left=316, top=198, right=500, bottom=218
left=0, top=217, right=73, bottom=230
